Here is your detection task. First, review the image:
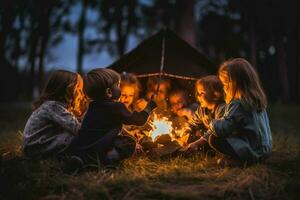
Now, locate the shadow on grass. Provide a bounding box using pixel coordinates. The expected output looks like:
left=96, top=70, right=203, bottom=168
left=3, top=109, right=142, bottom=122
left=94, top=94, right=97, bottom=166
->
left=0, top=104, right=299, bottom=199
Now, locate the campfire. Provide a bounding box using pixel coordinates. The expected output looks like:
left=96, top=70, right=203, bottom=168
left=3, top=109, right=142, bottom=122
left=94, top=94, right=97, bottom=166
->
left=148, top=114, right=173, bottom=140
left=147, top=113, right=189, bottom=147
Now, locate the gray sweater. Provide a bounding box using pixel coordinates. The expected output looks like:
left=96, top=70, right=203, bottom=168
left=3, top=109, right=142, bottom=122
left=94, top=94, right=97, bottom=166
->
left=23, top=101, right=80, bottom=158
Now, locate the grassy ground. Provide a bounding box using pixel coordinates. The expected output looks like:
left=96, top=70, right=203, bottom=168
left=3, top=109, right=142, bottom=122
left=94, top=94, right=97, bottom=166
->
left=0, top=103, right=299, bottom=200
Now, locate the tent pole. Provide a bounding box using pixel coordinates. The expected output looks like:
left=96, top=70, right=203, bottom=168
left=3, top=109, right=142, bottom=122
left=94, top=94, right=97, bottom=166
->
left=156, top=32, right=166, bottom=95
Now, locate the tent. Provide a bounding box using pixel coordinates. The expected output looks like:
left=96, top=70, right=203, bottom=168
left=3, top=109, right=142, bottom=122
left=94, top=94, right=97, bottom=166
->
left=107, top=27, right=216, bottom=80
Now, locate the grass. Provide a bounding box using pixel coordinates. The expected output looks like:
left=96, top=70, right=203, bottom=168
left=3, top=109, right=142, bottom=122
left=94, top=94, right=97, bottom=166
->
left=0, top=103, right=299, bottom=200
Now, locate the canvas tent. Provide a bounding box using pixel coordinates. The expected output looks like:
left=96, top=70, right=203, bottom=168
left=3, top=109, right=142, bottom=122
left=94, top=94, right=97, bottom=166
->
left=107, top=28, right=215, bottom=80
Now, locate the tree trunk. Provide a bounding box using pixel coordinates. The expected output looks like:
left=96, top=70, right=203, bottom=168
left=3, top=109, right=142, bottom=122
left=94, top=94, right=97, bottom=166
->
left=175, top=0, right=196, bottom=47
left=37, top=10, right=51, bottom=92
left=28, top=28, right=39, bottom=100
left=286, top=26, right=300, bottom=103
left=276, top=36, right=290, bottom=103
left=249, top=20, right=257, bottom=69
left=77, top=0, right=87, bottom=74
left=115, top=1, right=135, bottom=56
left=38, top=35, right=49, bottom=92
left=116, top=14, right=126, bottom=56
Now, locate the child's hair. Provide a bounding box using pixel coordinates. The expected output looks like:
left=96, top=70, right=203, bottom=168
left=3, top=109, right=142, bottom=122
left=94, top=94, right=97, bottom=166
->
left=84, top=68, right=120, bottom=100
left=33, top=70, right=86, bottom=117
left=120, top=72, right=141, bottom=103
left=219, top=58, right=267, bottom=110
left=147, top=76, right=171, bottom=91
left=169, top=89, right=189, bottom=106
left=196, top=75, right=224, bottom=105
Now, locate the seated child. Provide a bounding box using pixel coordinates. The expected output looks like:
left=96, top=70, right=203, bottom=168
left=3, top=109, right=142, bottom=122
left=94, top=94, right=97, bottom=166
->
left=133, top=76, right=172, bottom=142
left=206, top=58, right=272, bottom=164
left=68, top=69, right=157, bottom=166
left=169, top=89, right=194, bottom=120
left=120, top=72, right=142, bottom=112
left=138, top=76, right=171, bottom=114
left=186, top=75, right=225, bottom=150
left=119, top=72, right=145, bottom=151
left=168, top=89, right=193, bottom=139
left=23, top=70, right=86, bottom=159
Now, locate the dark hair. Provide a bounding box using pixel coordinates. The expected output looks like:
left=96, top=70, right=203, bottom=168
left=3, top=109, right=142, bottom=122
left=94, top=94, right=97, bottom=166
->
left=147, top=76, right=171, bottom=91
left=33, top=70, right=79, bottom=111
left=169, top=89, right=189, bottom=106
left=84, top=68, right=120, bottom=100
left=196, top=75, right=224, bottom=104
left=219, top=58, right=267, bottom=110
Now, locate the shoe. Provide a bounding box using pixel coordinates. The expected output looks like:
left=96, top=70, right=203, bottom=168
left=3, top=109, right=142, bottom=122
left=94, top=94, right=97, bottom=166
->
left=63, top=156, right=84, bottom=174
left=217, top=157, right=243, bottom=168
left=107, top=148, right=120, bottom=162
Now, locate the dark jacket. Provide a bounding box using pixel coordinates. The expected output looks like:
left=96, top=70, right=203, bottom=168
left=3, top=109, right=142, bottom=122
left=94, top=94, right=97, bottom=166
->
left=69, top=99, right=156, bottom=155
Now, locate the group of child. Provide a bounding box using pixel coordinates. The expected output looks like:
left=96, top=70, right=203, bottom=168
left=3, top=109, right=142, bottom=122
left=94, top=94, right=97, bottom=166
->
left=22, top=58, right=272, bottom=169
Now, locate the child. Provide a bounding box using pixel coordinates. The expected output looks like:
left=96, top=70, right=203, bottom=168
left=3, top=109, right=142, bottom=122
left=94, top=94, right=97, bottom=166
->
left=23, top=70, right=85, bottom=159
left=119, top=73, right=145, bottom=151
left=186, top=75, right=225, bottom=149
left=120, top=72, right=142, bottom=111
left=207, top=58, right=272, bottom=164
left=168, top=89, right=193, bottom=140
left=143, top=76, right=171, bottom=112
left=169, top=89, right=194, bottom=120
left=69, top=68, right=156, bottom=166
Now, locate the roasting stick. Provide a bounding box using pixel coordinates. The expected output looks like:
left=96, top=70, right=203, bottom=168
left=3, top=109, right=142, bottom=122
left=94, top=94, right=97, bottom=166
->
left=155, top=32, right=166, bottom=96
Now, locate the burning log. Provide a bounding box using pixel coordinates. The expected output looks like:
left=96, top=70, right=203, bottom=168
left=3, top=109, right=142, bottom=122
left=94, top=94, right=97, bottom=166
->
left=139, top=114, right=190, bottom=158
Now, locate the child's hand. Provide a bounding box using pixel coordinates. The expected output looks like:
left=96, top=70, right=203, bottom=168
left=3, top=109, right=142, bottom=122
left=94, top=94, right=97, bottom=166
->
left=187, top=141, right=200, bottom=152
left=186, top=137, right=206, bottom=152
left=136, top=99, right=148, bottom=111
left=195, top=130, right=202, bottom=137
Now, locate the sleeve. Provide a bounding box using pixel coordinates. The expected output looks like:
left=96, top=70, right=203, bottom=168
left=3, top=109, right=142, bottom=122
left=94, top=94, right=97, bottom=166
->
left=118, top=100, right=157, bottom=126
left=44, top=102, right=81, bottom=135
left=201, top=130, right=212, bottom=141
left=186, top=106, right=205, bottom=134
left=209, top=101, right=245, bottom=137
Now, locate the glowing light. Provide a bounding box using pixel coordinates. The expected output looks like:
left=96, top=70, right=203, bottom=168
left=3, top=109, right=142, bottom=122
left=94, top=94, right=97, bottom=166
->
left=149, top=115, right=173, bottom=140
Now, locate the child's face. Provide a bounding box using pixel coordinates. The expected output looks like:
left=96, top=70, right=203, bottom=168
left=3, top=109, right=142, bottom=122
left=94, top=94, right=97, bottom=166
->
left=147, top=83, right=168, bottom=103
left=169, top=94, right=185, bottom=115
left=196, top=84, right=214, bottom=109
left=120, top=85, right=135, bottom=108
left=196, top=84, right=207, bottom=107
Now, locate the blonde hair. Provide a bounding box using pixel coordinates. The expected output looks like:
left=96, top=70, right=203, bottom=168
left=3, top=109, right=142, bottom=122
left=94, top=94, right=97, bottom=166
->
left=120, top=73, right=141, bottom=108
left=219, top=58, right=267, bottom=111
left=34, top=70, right=87, bottom=118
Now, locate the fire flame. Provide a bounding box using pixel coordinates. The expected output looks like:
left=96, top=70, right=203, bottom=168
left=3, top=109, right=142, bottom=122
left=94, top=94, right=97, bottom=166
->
left=147, top=113, right=190, bottom=147
left=148, top=114, right=173, bottom=140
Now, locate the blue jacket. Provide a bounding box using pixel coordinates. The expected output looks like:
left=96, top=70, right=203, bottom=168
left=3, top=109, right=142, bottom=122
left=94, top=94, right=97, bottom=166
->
left=209, top=100, right=272, bottom=161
